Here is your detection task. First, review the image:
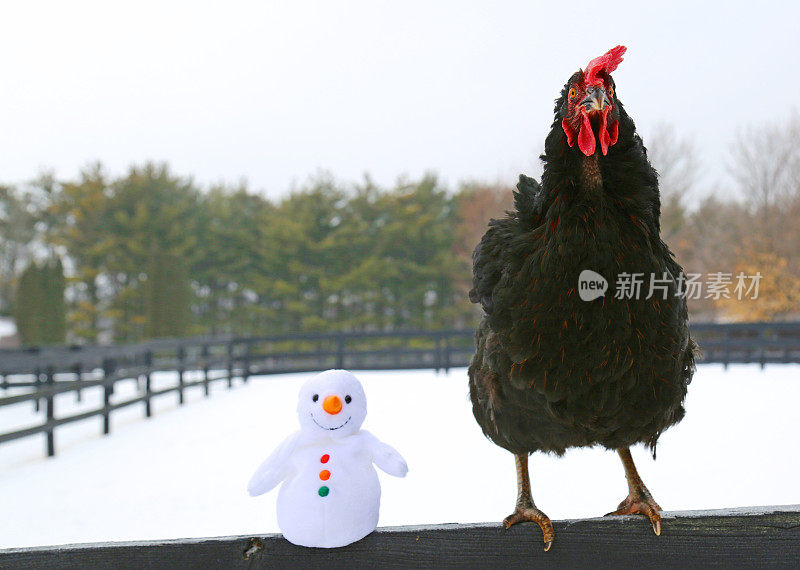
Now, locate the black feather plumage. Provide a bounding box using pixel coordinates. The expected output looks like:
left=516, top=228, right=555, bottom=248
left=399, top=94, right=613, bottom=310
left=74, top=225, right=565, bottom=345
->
left=468, top=70, right=696, bottom=459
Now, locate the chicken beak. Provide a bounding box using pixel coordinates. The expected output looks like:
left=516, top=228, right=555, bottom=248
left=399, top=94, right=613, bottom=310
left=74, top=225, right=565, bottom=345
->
left=580, top=86, right=609, bottom=113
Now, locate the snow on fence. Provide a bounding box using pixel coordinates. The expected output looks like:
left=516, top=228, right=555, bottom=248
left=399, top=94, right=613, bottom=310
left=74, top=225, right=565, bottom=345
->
left=1, top=323, right=800, bottom=458
left=1, top=506, right=798, bottom=568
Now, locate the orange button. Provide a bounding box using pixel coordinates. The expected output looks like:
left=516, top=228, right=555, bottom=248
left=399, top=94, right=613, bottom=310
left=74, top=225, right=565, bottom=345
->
left=319, top=470, right=331, bottom=481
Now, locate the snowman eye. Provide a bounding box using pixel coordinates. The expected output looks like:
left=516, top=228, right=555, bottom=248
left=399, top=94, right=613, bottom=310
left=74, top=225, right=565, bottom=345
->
left=312, top=394, right=319, bottom=402
left=345, top=395, right=352, bottom=404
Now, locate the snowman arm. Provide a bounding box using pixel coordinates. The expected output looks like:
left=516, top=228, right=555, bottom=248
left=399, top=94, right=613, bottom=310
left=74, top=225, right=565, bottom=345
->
left=362, top=431, right=408, bottom=477
left=247, top=460, right=286, bottom=496
left=247, top=432, right=299, bottom=496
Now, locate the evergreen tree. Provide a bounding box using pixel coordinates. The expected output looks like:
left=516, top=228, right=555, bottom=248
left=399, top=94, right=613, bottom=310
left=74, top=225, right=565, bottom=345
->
left=0, top=185, right=37, bottom=317
left=105, top=162, right=200, bottom=342
left=193, top=183, right=274, bottom=335
left=41, top=258, right=67, bottom=344
left=261, top=176, right=349, bottom=333
left=15, top=263, right=43, bottom=345
left=145, top=252, right=191, bottom=338
left=14, top=259, right=65, bottom=345
left=50, top=163, right=115, bottom=343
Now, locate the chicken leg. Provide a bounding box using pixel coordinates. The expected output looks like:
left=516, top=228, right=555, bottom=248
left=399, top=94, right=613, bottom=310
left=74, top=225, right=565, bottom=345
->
left=503, top=453, right=555, bottom=551
left=606, top=447, right=662, bottom=535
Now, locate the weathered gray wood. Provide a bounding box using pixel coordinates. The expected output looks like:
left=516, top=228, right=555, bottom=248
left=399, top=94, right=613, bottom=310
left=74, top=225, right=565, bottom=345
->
left=1, top=506, right=798, bottom=569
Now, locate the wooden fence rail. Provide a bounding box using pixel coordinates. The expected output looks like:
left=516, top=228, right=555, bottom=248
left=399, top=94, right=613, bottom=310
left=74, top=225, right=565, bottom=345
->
left=1, top=506, right=798, bottom=568
left=2, top=323, right=800, bottom=458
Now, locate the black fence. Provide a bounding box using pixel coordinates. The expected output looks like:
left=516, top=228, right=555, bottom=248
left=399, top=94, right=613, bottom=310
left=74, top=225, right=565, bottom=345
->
left=2, top=322, right=800, bottom=458
left=0, top=330, right=474, bottom=458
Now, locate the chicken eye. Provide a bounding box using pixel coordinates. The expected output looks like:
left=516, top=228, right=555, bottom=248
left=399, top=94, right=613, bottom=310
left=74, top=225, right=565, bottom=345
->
left=312, top=394, right=319, bottom=402
left=345, top=395, right=352, bottom=404
left=568, top=87, right=577, bottom=100
left=608, top=86, right=614, bottom=98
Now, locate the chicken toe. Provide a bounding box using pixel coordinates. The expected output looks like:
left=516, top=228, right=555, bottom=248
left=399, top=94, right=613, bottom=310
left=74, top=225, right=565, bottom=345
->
left=504, top=505, right=555, bottom=551
left=503, top=454, right=555, bottom=551
left=605, top=447, right=663, bottom=536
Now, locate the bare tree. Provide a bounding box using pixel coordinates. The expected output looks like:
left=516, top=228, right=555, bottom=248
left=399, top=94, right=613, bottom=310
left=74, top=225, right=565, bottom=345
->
left=725, top=114, right=800, bottom=320
left=730, top=113, right=800, bottom=253
left=646, top=124, right=700, bottom=242
left=732, top=113, right=800, bottom=206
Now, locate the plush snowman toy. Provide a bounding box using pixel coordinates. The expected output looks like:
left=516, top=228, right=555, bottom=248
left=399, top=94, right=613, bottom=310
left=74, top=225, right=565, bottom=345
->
left=247, top=369, right=408, bottom=548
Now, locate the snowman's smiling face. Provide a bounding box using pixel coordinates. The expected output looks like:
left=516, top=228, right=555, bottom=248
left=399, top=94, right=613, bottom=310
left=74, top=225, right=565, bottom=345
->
left=297, top=370, right=367, bottom=438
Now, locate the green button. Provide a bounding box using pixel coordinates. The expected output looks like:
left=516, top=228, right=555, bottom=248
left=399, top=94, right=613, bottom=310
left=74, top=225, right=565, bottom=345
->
left=318, top=486, right=329, bottom=497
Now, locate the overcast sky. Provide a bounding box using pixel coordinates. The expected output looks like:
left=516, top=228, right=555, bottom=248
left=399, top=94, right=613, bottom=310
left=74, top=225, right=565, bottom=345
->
left=2, top=0, right=798, bottom=201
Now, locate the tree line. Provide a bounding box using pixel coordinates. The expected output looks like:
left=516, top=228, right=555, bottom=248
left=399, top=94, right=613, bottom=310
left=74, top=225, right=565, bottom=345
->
left=1, top=164, right=484, bottom=344
left=1, top=120, right=799, bottom=346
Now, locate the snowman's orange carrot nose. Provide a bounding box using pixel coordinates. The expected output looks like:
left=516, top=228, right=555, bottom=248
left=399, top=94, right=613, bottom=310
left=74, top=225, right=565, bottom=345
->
left=322, top=395, right=342, bottom=415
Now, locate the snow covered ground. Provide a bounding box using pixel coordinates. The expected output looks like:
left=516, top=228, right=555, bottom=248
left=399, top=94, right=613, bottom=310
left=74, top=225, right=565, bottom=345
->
left=1, top=363, right=799, bottom=549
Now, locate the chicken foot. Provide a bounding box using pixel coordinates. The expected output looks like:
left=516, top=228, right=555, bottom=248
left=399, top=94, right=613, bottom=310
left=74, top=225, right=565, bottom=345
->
left=503, top=453, right=555, bottom=551
left=606, top=447, right=662, bottom=535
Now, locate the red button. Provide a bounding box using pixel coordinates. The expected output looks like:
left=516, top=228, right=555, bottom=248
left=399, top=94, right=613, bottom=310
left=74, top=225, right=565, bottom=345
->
left=320, top=454, right=330, bottom=463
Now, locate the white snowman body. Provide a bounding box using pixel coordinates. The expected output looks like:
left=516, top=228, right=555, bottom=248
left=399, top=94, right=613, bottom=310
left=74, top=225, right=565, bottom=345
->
left=248, top=370, right=408, bottom=548
left=276, top=431, right=382, bottom=547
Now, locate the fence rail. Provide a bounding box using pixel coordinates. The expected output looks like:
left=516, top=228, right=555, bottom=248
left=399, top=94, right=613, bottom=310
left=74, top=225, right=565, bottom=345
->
left=2, top=322, right=800, bottom=458
left=1, top=506, right=798, bottom=568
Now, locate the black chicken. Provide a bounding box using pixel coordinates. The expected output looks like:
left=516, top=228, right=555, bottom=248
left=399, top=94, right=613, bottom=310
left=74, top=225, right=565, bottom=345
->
left=468, top=46, right=696, bottom=551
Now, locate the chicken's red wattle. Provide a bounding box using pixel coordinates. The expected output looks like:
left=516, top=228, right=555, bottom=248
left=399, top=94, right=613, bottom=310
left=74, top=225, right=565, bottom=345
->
left=599, top=108, right=613, bottom=155
left=564, top=108, right=619, bottom=157
left=578, top=110, right=595, bottom=156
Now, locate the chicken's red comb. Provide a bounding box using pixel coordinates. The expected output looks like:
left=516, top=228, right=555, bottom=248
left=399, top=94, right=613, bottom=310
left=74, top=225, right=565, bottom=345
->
left=584, top=45, right=627, bottom=86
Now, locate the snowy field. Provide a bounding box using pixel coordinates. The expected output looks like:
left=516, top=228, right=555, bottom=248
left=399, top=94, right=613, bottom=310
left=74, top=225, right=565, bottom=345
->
left=1, top=363, right=799, bottom=549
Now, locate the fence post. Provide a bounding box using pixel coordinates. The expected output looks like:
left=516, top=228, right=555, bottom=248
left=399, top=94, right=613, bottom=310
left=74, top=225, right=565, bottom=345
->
left=102, top=358, right=115, bottom=435
left=177, top=346, right=186, bottom=405
left=74, top=363, right=82, bottom=402
left=34, top=367, right=41, bottom=413
left=434, top=335, right=442, bottom=373
left=723, top=328, right=730, bottom=370
left=227, top=342, right=234, bottom=388
left=144, top=350, right=153, bottom=418
left=45, top=365, right=55, bottom=457
left=202, top=344, right=210, bottom=397
left=443, top=333, right=451, bottom=373
left=242, top=341, right=251, bottom=383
